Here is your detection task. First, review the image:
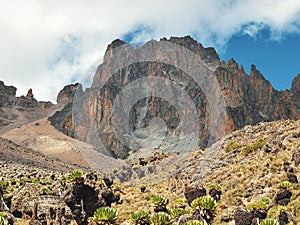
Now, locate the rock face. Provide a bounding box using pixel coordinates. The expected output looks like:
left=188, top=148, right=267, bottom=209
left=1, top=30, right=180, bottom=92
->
left=0, top=82, right=40, bottom=108
left=0, top=81, right=54, bottom=129
left=49, top=83, right=80, bottom=137
left=56, top=83, right=80, bottom=106
left=51, top=36, right=300, bottom=159
left=291, top=74, right=300, bottom=113
left=0, top=81, right=17, bottom=107
left=216, top=62, right=298, bottom=131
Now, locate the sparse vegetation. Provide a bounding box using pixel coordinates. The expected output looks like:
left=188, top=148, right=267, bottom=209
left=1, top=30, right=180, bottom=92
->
left=0, top=212, right=8, bottom=225
left=0, top=120, right=300, bottom=225
left=0, top=180, right=9, bottom=191
left=242, top=138, right=266, bottom=155
left=68, top=170, right=83, bottom=182
left=259, top=218, right=279, bottom=225
left=131, top=210, right=150, bottom=225
left=41, top=187, right=53, bottom=195
left=184, top=220, right=208, bottom=225
left=152, top=195, right=169, bottom=213
left=90, top=207, right=118, bottom=225
left=280, top=181, right=292, bottom=189
left=191, top=195, right=217, bottom=221
left=225, top=141, right=242, bottom=152
left=151, top=212, right=171, bottom=225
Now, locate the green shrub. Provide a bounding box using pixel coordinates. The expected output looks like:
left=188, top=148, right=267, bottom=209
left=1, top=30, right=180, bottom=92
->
left=259, top=218, right=279, bottom=225
left=191, top=196, right=217, bottom=212
left=68, top=170, right=83, bottom=181
left=184, top=220, right=208, bottom=225
left=32, top=179, right=41, bottom=185
left=131, top=210, right=150, bottom=225
left=280, top=181, right=292, bottom=189
left=247, top=197, right=272, bottom=211
left=2, top=194, right=11, bottom=200
left=225, top=141, right=242, bottom=152
left=10, top=178, right=16, bottom=185
left=173, top=198, right=185, bottom=208
left=242, top=139, right=266, bottom=155
left=151, top=212, right=171, bottom=225
left=0, top=212, right=8, bottom=225
left=0, top=180, right=9, bottom=190
left=207, top=184, right=221, bottom=192
left=90, top=207, right=118, bottom=225
left=259, top=197, right=272, bottom=211
left=42, top=187, right=53, bottom=195
left=152, top=195, right=169, bottom=208
left=171, top=208, right=189, bottom=219
left=191, top=195, right=217, bottom=220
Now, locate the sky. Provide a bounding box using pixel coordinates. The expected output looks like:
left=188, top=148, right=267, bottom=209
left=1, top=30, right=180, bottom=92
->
left=0, top=0, right=300, bottom=102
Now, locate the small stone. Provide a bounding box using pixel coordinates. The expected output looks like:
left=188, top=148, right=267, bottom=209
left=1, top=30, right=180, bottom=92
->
left=264, top=147, right=272, bottom=153
left=287, top=172, right=298, bottom=183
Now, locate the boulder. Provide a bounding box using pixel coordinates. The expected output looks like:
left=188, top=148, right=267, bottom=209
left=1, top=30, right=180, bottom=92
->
left=184, top=186, right=206, bottom=205
left=234, top=207, right=253, bottom=225
left=275, top=188, right=292, bottom=206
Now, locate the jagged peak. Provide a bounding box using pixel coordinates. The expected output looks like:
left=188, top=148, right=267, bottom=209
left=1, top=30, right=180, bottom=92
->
left=291, top=73, right=300, bottom=90
left=102, top=36, right=220, bottom=69
left=227, top=58, right=239, bottom=68
left=57, top=82, right=81, bottom=105
left=250, top=64, right=266, bottom=80
left=26, top=88, right=34, bottom=99
left=0, top=80, right=17, bottom=96
left=168, top=35, right=202, bottom=46
left=107, top=39, right=126, bottom=50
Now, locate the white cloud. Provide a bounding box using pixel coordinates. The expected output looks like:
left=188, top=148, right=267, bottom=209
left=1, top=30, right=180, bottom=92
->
left=0, top=0, right=299, bottom=101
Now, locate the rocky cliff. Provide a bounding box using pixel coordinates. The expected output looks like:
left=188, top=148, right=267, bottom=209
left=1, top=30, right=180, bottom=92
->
left=49, top=83, right=80, bottom=137
left=0, top=81, right=53, bottom=108
left=0, top=81, right=54, bottom=130
left=50, top=36, right=300, bottom=159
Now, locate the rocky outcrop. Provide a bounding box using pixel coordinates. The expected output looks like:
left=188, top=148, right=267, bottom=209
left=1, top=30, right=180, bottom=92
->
left=184, top=186, right=206, bottom=205
left=0, top=81, right=54, bottom=129
left=56, top=83, right=80, bottom=106
left=50, top=36, right=300, bottom=159
left=64, top=181, right=101, bottom=225
left=49, top=83, right=81, bottom=137
left=49, top=103, right=74, bottom=137
left=0, top=81, right=53, bottom=109
left=0, top=83, right=37, bottom=108
left=275, top=187, right=292, bottom=206
left=216, top=62, right=298, bottom=131
left=291, top=74, right=300, bottom=113
left=0, top=81, right=17, bottom=107
left=234, top=207, right=254, bottom=225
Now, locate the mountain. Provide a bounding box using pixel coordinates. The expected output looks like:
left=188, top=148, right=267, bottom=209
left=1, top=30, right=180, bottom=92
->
left=0, top=36, right=299, bottom=224
left=49, top=36, right=300, bottom=159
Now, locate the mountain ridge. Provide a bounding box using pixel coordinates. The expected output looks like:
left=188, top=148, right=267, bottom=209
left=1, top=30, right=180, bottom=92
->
left=0, top=35, right=299, bottom=161
left=50, top=36, right=299, bottom=159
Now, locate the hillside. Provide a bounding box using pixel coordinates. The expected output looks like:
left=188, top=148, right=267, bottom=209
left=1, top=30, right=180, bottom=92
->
left=0, top=119, right=299, bottom=225
left=0, top=81, right=127, bottom=172
left=110, top=119, right=300, bottom=224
